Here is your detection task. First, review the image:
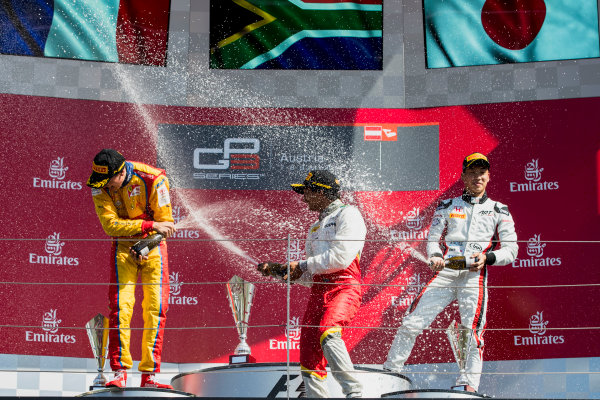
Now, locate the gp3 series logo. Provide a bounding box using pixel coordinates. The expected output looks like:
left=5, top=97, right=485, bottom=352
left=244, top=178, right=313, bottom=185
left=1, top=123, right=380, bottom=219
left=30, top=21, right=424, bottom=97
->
left=194, top=138, right=260, bottom=170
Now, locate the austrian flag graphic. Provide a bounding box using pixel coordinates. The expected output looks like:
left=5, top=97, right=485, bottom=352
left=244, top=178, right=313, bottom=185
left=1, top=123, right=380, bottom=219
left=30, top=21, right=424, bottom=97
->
left=210, top=0, right=383, bottom=69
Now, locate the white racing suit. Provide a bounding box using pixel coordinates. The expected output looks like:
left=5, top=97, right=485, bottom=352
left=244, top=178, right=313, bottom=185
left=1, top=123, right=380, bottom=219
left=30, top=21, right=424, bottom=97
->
left=384, top=192, right=518, bottom=390
left=296, top=199, right=367, bottom=398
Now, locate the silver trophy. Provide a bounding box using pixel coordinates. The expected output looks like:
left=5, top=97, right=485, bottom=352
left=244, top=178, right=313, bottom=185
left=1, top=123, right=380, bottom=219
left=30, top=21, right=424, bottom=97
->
left=446, top=320, right=473, bottom=389
left=85, top=313, right=109, bottom=390
left=225, top=275, right=256, bottom=363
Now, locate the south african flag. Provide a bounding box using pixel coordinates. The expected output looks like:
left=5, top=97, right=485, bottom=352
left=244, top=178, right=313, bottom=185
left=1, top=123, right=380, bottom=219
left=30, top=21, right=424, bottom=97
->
left=210, top=0, right=383, bottom=70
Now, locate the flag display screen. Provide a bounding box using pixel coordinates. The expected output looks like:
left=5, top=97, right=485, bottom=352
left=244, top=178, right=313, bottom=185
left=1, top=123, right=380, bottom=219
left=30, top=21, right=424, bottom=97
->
left=0, top=0, right=171, bottom=66
left=209, top=0, right=383, bottom=69
left=424, top=0, right=600, bottom=68
left=157, top=123, right=439, bottom=191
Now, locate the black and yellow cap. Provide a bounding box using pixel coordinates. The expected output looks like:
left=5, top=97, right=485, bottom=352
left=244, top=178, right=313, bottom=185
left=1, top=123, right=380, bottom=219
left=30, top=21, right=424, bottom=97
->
left=291, top=170, right=340, bottom=194
left=462, top=152, right=490, bottom=172
left=86, top=149, right=126, bottom=188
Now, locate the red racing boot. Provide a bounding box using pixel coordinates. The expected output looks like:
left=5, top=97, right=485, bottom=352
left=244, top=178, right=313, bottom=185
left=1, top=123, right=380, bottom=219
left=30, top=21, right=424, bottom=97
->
left=140, top=373, right=173, bottom=389
left=106, top=369, right=127, bottom=388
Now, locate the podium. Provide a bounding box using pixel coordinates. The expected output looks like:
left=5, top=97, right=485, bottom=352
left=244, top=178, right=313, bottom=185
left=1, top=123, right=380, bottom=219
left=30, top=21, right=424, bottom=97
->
left=382, top=389, right=490, bottom=398
left=171, top=362, right=411, bottom=397
left=78, top=387, right=194, bottom=397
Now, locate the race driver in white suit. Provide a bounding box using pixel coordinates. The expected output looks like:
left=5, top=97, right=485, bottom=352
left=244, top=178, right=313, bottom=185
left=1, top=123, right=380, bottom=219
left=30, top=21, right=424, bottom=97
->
left=384, top=152, right=518, bottom=392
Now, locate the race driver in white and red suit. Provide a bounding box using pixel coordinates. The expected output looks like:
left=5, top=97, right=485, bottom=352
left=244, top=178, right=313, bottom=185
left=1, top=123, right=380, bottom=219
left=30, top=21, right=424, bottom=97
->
left=258, top=170, right=366, bottom=398
left=384, top=152, right=518, bottom=392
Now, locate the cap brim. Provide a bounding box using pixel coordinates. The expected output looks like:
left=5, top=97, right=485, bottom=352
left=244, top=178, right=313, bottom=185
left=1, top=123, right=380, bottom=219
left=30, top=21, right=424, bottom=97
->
left=87, top=161, right=125, bottom=188
left=86, top=172, right=110, bottom=188
left=291, top=183, right=305, bottom=194
left=464, top=159, right=490, bottom=170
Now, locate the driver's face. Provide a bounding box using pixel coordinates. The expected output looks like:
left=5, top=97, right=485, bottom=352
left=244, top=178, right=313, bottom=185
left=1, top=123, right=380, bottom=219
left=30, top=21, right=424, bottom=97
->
left=303, top=188, right=328, bottom=211
left=461, top=166, right=489, bottom=197
left=105, top=168, right=126, bottom=191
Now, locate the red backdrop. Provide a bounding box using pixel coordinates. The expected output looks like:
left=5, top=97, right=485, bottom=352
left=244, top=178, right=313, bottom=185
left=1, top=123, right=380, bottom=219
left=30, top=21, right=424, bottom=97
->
left=0, top=94, right=598, bottom=366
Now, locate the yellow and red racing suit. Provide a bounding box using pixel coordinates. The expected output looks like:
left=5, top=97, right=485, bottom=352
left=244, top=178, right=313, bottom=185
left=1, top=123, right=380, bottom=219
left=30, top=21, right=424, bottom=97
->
left=91, top=161, right=173, bottom=372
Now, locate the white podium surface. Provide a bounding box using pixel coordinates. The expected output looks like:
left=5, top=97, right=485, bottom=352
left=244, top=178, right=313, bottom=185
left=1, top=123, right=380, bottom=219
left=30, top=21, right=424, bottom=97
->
left=78, top=387, right=194, bottom=397
left=171, top=362, right=412, bottom=397
left=382, top=389, right=490, bottom=398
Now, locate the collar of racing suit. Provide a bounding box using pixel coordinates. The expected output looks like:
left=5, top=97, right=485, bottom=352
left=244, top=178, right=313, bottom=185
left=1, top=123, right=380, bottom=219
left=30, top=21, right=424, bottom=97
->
left=120, top=161, right=134, bottom=188
left=318, top=199, right=344, bottom=220
left=461, top=190, right=488, bottom=204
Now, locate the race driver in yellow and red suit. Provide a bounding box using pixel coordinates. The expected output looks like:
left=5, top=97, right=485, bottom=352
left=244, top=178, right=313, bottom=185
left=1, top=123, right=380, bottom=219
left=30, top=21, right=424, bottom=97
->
left=87, top=148, right=175, bottom=389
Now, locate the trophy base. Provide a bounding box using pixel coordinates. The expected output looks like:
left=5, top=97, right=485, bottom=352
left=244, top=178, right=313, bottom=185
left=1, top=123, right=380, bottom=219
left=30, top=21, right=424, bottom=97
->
left=451, top=384, right=474, bottom=391
left=229, top=354, right=256, bottom=364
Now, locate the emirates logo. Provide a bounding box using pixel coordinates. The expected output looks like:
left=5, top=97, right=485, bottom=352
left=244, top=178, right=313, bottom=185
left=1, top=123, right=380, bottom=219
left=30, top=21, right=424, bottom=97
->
left=405, top=274, right=423, bottom=296
left=405, top=207, right=425, bottom=231
left=172, top=206, right=185, bottom=225
left=288, top=240, right=305, bottom=262
left=526, top=234, right=546, bottom=258
left=25, top=309, right=76, bottom=343
left=44, top=232, right=65, bottom=256
left=33, top=157, right=82, bottom=190
left=285, top=316, right=301, bottom=341
left=48, top=157, right=69, bottom=180
left=513, top=233, right=561, bottom=269
left=510, top=158, right=558, bottom=193
left=528, top=311, right=548, bottom=336
left=168, top=271, right=198, bottom=306
left=42, top=309, right=62, bottom=334
left=515, top=311, right=565, bottom=346
left=524, top=159, right=543, bottom=182
left=169, top=272, right=183, bottom=296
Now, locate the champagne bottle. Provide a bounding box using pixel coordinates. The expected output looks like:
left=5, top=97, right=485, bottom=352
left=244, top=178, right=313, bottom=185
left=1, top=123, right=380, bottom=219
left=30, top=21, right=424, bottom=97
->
left=268, top=262, right=287, bottom=277
left=257, top=262, right=286, bottom=277
left=445, top=256, right=470, bottom=270
left=131, top=233, right=164, bottom=257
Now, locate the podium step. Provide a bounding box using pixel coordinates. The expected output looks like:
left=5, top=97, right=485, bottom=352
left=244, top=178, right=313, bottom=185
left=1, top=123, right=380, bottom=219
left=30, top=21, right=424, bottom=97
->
left=78, top=387, right=194, bottom=397
left=171, top=362, right=411, bottom=397
left=382, top=389, right=490, bottom=398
